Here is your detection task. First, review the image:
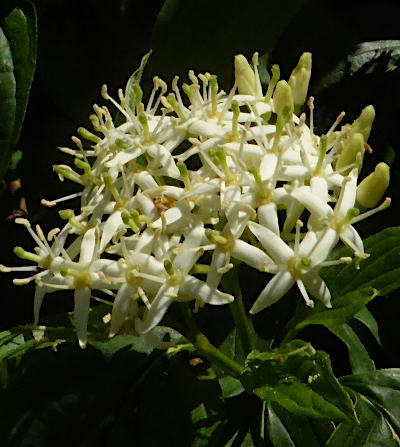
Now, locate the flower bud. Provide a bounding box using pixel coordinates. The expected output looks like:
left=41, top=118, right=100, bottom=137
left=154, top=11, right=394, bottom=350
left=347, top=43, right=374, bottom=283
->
left=356, top=162, right=390, bottom=208
left=351, top=105, right=375, bottom=142
left=273, top=80, right=294, bottom=117
left=335, top=133, right=365, bottom=173
left=288, top=52, right=312, bottom=109
left=234, top=54, right=256, bottom=95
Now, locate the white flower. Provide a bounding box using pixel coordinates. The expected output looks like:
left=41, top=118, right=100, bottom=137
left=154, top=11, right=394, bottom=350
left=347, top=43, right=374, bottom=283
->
left=248, top=221, right=332, bottom=313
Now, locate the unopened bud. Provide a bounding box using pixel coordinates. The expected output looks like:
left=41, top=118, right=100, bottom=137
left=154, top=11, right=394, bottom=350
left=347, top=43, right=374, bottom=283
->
left=234, top=54, right=256, bottom=95
left=351, top=105, right=375, bottom=142
left=273, top=80, right=294, bottom=117
left=288, top=52, right=312, bottom=109
left=357, top=162, right=390, bottom=208
left=336, top=133, right=365, bottom=173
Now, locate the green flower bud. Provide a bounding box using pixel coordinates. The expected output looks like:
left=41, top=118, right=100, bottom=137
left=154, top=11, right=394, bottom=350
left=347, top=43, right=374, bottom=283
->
left=357, top=162, right=390, bottom=208
left=234, top=54, right=256, bottom=95
left=351, top=105, right=375, bottom=142
left=273, top=80, right=294, bottom=117
left=336, top=133, right=365, bottom=173
left=288, top=52, right=312, bottom=109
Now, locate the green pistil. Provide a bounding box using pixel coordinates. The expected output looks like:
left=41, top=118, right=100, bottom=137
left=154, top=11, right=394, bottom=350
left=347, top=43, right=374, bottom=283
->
left=272, top=109, right=288, bottom=154
left=346, top=207, right=360, bottom=220
left=60, top=267, right=92, bottom=289
left=103, top=173, right=121, bottom=203
left=265, top=64, right=280, bottom=101
left=205, top=229, right=229, bottom=247
left=231, top=100, right=240, bottom=140
left=74, top=158, right=99, bottom=185
left=314, top=134, right=327, bottom=175
left=138, top=113, right=151, bottom=143
left=166, top=93, right=186, bottom=120
left=300, top=257, right=311, bottom=268
left=177, top=161, right=192, bottom=190
left=125, top=267, right=142, bottom=287
left=13, top=246, right=41, bottom=264
left=164, top=260, right=174, bottom=276
left=58, top=209, right=86, bottom=232
left=210, top=75, right=219, bottom=116
left=122, top=214, right=140, bottom=233
left=133, top=84, right=143, bottom=106
left=77, top=127, right=101, bottom=144
left=215, top=149, right=235, bottom=182
left=53, top=165, right=84, bottom=185
left=182, top=83, right=193, bottom=103
left=248, top=166, right=262, bottom=186
left=190, top=263, right=210, bottom=275
left=115, top=139, right=130, bottom=150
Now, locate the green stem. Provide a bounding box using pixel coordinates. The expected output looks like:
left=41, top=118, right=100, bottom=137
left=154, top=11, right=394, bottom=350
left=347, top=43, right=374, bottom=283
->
left=180, top=303, right=244, bottom=377
left=223, top=267, right=254, bottom=356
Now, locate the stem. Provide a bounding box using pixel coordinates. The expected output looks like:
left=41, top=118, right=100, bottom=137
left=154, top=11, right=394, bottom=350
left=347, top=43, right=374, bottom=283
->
left=223, top=267, right=254, bottom=356
left=180, top=303, right=244, bottom=377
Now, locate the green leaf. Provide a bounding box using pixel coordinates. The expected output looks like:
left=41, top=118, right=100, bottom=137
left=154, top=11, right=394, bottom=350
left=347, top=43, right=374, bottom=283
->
left=295, top=288, right=377, bottom=331
left=0, top=0, right=37, bottom=180
left=266, top=402, right=334, bottom=447
left=321, top=227, right=400, bottom=298
left=241, top=341, right=356, bottom=422
left=354, top=307, right=381, bottom=345
left=149, top=0, right=311, bottom=89
left=314, top=40, right=400, bottom=93
left=329, top=324, right=375, bottom=374
left=341, top=369, right=400, bottom=438
left=0, top=26, right=15, bottom=179
left=326, top=395, right=400, bottom=447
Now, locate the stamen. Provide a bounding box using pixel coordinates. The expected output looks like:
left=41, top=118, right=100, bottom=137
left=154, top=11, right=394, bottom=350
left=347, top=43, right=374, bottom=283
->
left=296, top=279, right=314, bottom=308
left=327, top=111, right=345, bottom=136
left=41, top=192, right=82, bottom=208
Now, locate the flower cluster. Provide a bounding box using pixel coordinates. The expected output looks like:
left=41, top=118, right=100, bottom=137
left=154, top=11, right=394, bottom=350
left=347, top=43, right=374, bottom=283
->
left=1, top=52, right=390, bottom=348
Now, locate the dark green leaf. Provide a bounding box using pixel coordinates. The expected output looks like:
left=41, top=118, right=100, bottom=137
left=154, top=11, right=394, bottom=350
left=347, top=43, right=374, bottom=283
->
left=341, top=369, right=400, bottom=437
left=0, top=26, right=15, bottom=179
left=241, top=341, right=356, bottom=422
left=329, top=324, right=375, bottom=374
left=149, top=0, right=310, bottom=89
left=315, top=40, right=400, bottom=93
left=326, top=395, right=400, bottom=447
left=266, top=402, right=334, bottom=447
left=354, top=307, right=381, bottom=345
left=0, top=0, right=37, bottom=180
left=295, top=288, right=377, bottom=331
left=321, top=227, right=400, bottom=298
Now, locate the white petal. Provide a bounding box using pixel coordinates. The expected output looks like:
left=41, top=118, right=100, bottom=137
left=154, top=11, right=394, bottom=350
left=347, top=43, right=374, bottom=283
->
left=74, top=287, right=91, bottom=348
left=110, top=283, right=135, bottom=336
left=258, top=203, right=279, bottom=235
left=174, top=224, right=205, bottom=274
left=232, top=239, right=275, bottom=272
left=105, top=147, right=142, bottom=168
left=136, top=285, right=176, bottom=334
left=248, top=221, right=293, bottom=263
left=180, top=276, right=234, bottom=304
left=135, top=172, right=158, bottom=190
left=311, top=177, right=329, bottom=203
left=302, top=271, right=331, bottom=307
left=250, top=270, right=294, bottom=314
left=290, top=186, right=332, bottom=218
left=341, top=225, right=364, bottom=254
left=79, top=228, right=96, bottom=265
left=335, top=169, right=357, bottom=216
left=206, top=249, right=226, bottom=289
left=260, top=154, right=278, bottom=182
left=309, top=228, right=339, bottom=265
left=99, top=211, right=123, bottom=252
left=33, top=285, right=48, bottom=325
